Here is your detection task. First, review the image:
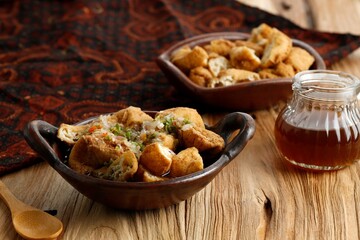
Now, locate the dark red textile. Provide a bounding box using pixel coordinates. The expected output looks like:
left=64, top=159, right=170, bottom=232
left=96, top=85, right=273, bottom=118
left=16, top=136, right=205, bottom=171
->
left=1, top=0, right=359, bottom=175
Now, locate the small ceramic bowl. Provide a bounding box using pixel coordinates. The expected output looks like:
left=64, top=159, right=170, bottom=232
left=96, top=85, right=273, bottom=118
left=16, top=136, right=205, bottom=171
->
left=24, top=111, right=255, bottom=210
left=157, top=32, right=326, bottom=111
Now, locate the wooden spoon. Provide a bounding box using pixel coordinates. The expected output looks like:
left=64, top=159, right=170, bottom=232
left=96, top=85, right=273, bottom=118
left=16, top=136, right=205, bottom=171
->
left=0, top=180, right=63, bottom=240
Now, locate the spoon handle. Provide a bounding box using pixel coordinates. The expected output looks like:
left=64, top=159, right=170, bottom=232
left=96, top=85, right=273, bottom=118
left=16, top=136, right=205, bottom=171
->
left=0, top=180, right=32, bottom=216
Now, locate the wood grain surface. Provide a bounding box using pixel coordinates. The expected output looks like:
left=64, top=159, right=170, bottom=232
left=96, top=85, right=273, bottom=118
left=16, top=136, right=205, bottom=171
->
left=1, top=0, right=360, bottom=239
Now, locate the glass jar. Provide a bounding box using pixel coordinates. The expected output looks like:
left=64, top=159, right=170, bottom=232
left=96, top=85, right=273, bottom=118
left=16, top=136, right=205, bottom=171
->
left=274, top=70, right=360, bottom=171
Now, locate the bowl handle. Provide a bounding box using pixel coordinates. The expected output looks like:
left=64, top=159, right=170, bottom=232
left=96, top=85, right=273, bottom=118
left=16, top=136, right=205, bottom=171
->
left=209, top=112, right=256, bottom=163
left=24, top=120, right=61, bottom=168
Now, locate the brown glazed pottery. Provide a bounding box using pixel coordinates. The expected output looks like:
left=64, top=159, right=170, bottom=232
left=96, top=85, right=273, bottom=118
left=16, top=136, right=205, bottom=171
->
left=157, top=32, right=326, bottom=111
left=24, top=111, right=255, bottom=210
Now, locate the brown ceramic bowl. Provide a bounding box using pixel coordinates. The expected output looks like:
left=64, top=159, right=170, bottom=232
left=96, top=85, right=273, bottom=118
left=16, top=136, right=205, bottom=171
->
left=157, top=32, right=326, bottom=111
left=24, top=111, right=255, bottom=210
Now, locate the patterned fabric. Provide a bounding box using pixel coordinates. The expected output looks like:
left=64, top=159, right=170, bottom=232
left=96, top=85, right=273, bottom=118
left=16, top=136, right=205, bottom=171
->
left=1, top=0, right=359, bottom=175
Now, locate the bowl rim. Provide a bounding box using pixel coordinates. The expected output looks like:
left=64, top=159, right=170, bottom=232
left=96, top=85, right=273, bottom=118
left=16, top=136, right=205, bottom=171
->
left=24, top=111, right=256, bottom=189
left=157, top=31, right=326, bottom=93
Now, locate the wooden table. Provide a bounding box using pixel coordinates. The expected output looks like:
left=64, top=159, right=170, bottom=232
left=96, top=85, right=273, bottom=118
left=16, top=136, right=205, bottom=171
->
left=1, top=0, right=360, bottom=239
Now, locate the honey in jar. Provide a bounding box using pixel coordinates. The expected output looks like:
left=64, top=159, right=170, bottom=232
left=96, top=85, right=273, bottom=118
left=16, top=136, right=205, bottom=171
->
left=274, top=70, right=360, bottom=171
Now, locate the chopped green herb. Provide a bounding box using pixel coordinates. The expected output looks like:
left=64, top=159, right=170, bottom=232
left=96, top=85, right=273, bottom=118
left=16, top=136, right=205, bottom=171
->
left=183, top=118, right=191, bottom=125
left=134, top=141, right=144, bottom=151
left=149, top=132, right=158, bottom=140
left=163, top=117, right=176, bottom=133
left=125, top=129, right=133, bottom=140
left=110, top=123, right=123, bottom=136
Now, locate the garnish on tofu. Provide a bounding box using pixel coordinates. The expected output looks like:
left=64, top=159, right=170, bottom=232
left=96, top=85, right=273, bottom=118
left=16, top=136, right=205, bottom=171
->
left=57, top=106, right=225, bottom=182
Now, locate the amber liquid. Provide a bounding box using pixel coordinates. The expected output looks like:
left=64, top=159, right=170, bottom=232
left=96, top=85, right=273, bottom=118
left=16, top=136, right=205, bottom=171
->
left=274, top=113, right=360, bottom=170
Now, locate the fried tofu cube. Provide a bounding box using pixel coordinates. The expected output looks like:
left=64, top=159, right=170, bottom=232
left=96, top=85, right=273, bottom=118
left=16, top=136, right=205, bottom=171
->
left=207, top=75, right=234, bottom=88
left=135, top=164, right=168, bottom=182
left=172, top=46, right=209, bottom=73
left=207, top=52, right=220, bottom=58
left=179, top=125, right=225, bottom=156
left=169, top=147, right=203, bottom=177
left=189, top=66, right=214, bottom=87
left=156, top=107, right=205, bottom=129
left=113, top=106, right=153, bottom=129
left=261, top=28, right=292, bottom=68
left=217, top=75, right=234, bottom=86
left=249, top=23, right=274, bottom=45
left=69, top=135, right=122, bottom=174
left=285, top=47, right=315, bottom=72
left=170, top=45, right=192, bottom=62
left=258, top=69, right=281, bottom=79
left=229, top=46, right=261, bottom=72
left=155, top=132, right=178, bottom=151
left=93, top=150, right=138, bottom=182
left=203, top=39, right=235, bottom=56
left=57, top=123, right=90, bottom=145
left=234, top=40, right=264, bottom=56
left=208, top=56, right=230, bottom=77
left=219, top=68, right=260, bottom=83
left=274, top=62, right=295, bottom=77
left=57, top=114, right=123, bottom=145
left=139, top=142, right=175, bottom=176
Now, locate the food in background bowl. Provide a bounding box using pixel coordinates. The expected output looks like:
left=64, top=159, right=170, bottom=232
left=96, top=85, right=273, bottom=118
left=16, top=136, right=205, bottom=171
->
left=57, top=106, right=225, bottom=182
left=157, top=28, right=325, bottom=111
left=170, top=23, right=316, bottom=88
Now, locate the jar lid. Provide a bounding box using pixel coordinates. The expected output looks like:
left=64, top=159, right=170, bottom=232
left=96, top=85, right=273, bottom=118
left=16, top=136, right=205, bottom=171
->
left=293, top=70, right=360, bottom=101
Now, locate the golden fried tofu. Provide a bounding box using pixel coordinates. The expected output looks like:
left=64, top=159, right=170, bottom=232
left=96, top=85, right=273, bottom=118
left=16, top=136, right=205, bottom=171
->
left=170, top=46, right=192, bottom=62
left=155, top=133, right=178, bottom=151
left=274, top=62, right=295, bottom=77
left=169, top=147, right=203, bottom=178
left=167, top=24, right=313, bottom=88
left=229, top=46, right=261, bottom=72
left=189, top=66, right=214, bottom=87
left=179, top=125, right=225, bottom=156
left=92, top=150, right=138, bottom=182
left=69, top=135, right=122, bottom=174
left=285, top=47, right=315, bottom=72
left=261, top=28, right=292, bottom=68
left=208, top=52, right=220, bottom=58
left=156, top=107, right=205, bottom=129
left=219, top=68, right=260, bottom=83
left=60, top=106, right=227, bottom=182
left=57, top=114, right=122, bottom=145
left=203, top=39, right=235, bottom=56
left=234, top=40, right=264, bottom=56
left=113, top=106, right=153, bottom=129
left=208, top=56, right=230, bottom=77
left=139, top=142, right=175, bottom=176
left=57, top=123, right=90, bottom=145
left=135, top=164, right=168, bottom=182
left=172, top=46, right=208, bottom=73
left=258, top=69, right=281, bottom=79
left=249, top=23, right=274, bottom=45
left=207, top=75, right=234, bottom=88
